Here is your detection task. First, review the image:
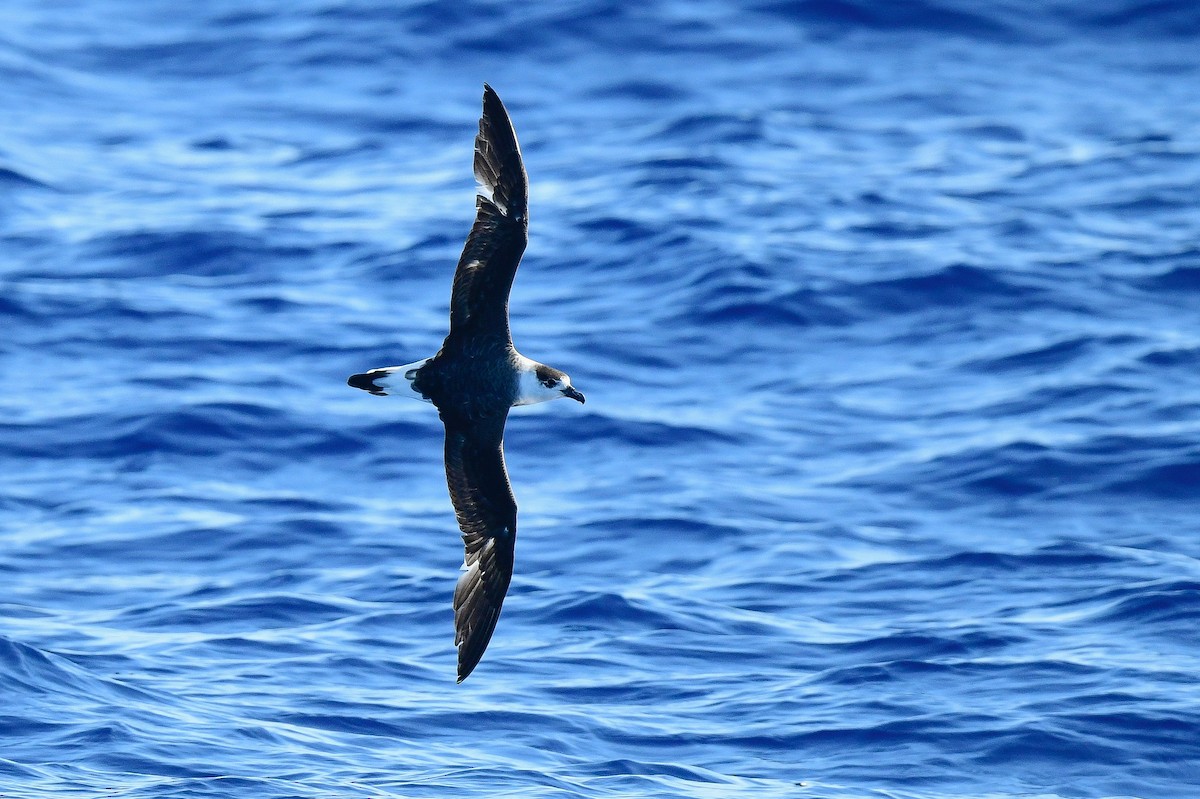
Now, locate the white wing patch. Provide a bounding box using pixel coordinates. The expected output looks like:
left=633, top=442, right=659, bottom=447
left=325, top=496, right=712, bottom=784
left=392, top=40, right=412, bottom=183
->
left=475, top=138, right=509, bottom=216
left=476, top=180, right=507, bottom=216
left=462, top=537, right=496, bottom=570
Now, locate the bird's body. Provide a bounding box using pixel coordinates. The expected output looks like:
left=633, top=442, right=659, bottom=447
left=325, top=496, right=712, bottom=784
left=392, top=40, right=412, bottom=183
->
left=348, top=85, right=583, bottom=682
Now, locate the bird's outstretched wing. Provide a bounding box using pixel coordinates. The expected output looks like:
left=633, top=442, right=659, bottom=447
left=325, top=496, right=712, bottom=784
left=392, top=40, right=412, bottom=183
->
left=442, top=412, right=517, bottom=682
left=448, top=84, right=529, bottom=338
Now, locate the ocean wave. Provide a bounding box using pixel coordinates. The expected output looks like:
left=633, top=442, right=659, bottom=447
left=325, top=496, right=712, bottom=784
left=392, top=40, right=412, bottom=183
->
left=751, top=0, right=1025, bottom=39
left=4, top=1, right=1200, bottom=797
left=752, top=0, right=1200, bottom=40
left=0, top=166, right=52, bottom=190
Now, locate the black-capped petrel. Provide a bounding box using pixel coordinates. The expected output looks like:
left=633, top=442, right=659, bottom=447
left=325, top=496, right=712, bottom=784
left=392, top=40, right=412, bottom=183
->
left=348, top=85, right=585, bottom=682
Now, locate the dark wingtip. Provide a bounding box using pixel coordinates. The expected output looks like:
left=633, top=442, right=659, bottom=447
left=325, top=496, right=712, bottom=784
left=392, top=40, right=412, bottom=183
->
left=482, top=83, right=498, bottom=109
left=455, top=611, right=507, bottom=683
left=347, top=372, right=386, bottom=396
left=457, top=647, right=484, bottom=683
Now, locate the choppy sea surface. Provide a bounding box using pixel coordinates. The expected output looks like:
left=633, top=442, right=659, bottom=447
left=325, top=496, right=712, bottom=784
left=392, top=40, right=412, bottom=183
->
left=3, top=2, right=1199, bottom=797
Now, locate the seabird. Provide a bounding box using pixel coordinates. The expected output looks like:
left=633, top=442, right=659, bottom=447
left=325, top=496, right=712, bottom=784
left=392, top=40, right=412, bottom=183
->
left=348, top=85, right=585, bottom=682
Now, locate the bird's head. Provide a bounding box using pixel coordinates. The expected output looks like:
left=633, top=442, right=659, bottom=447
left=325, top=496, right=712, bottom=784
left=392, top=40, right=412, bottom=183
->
left=517, top=363, right=585, bottom=406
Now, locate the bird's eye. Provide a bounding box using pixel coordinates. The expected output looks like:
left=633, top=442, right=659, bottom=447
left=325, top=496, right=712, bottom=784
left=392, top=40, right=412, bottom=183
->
left=543, top=378, right=558, bottom=388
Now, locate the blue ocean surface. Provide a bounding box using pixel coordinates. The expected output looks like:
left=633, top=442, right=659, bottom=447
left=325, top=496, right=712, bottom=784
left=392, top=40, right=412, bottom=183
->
left=2, top=1, right=1199, bottom=797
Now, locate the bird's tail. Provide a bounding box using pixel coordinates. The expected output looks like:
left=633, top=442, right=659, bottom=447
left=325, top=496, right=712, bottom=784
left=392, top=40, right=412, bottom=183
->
left=347, top=358, right=433, bottom=402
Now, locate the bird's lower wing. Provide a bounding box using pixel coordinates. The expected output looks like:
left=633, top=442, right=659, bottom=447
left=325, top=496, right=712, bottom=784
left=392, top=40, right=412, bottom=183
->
left=442, top=414, right=517, bottom=682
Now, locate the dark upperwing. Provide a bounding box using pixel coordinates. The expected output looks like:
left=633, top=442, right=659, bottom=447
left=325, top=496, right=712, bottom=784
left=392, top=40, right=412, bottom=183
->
left=442, top=412, right=517, bottom=681
left=448, top=84, right=529, bottom=341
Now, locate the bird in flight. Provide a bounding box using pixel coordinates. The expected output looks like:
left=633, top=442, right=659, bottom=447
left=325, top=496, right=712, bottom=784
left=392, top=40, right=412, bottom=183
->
left=348, top=85, right=585, bottom=682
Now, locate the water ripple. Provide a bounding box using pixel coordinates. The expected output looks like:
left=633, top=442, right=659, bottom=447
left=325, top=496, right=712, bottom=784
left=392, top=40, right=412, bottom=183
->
left=3, top=2, right=1199, bottom=798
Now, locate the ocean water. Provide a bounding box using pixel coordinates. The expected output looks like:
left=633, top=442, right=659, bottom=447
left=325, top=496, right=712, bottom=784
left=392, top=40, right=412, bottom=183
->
left=2, top=1, right=1199, bottom=797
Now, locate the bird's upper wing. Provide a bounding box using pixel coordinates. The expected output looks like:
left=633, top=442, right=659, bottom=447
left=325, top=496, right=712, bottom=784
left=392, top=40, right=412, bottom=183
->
left=442, top=411, right=517, bottom=682
left=448, top=84, right=529, bottom=338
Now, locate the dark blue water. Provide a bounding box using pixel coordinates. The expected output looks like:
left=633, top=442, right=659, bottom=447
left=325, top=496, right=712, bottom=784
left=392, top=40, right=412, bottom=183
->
left=3, top=2, right=1199, bottom=797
